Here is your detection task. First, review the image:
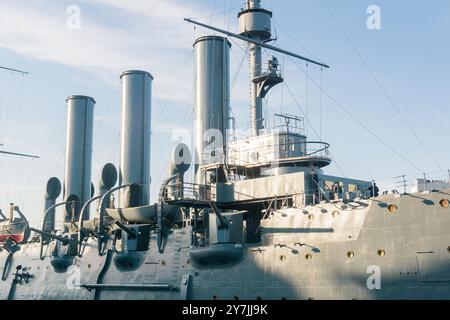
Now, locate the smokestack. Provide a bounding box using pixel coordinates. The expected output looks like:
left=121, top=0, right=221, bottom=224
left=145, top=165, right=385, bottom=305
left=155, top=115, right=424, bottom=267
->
left=63, top=95, right=95, bottom=223
left=119, top=70, right=153, bottom=208
left=194, top=36, right=231, bottom=184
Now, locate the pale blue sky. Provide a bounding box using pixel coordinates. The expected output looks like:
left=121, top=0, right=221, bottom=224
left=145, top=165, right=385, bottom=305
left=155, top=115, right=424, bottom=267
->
left=0, top=0, right=449, bottom=225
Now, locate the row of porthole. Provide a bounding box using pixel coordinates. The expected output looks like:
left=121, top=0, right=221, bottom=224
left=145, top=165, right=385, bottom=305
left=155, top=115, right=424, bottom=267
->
left=214, top=296, right=265, bottom=300
left=128, top=246, right=448, bottom=269
left=387, top=198, right=449, bottom=214
left=278, top=249, right=386, bottom=262
left=306, top=211, right=340, bottom=220
left=182, top=246, right=449, bottom=268
left=347, top=249, right=385, bottom=259
left=214, top=297, right=359, bottom=300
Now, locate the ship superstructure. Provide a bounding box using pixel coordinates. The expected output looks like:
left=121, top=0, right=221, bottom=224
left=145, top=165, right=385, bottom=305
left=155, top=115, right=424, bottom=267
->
left=0, top=0, right=449, bottom=300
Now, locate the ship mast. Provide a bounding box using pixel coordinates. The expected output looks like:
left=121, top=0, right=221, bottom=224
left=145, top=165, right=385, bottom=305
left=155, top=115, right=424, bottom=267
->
left=185, top=0, right=329, bottom=137
left=245, top=0, right=266, bottom=136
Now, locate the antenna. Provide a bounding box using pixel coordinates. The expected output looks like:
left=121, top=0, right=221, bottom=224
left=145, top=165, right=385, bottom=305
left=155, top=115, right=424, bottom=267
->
left=184, top=18, right=330, bottom=69
left=185, top=0, right=329, bottom=137
left=0, top=65, right=37, bottom=158
left=0, top=66, right=29, bottom=75
left=0, top=150, right=39, bottom=159
left=423, top=173, right=428, bottom=192
left=395, top=175, right=407, bottom=194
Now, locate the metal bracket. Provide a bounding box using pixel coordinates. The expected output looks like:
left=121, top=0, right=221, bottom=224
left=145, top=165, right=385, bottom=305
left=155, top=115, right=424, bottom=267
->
left=180, top=274, right=192, bottom=300
left=254, top=74, right=284, bottom=99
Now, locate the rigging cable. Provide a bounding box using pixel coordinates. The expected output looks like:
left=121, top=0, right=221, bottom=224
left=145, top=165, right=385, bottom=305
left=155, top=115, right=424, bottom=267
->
left=321, top=0, right=444, bottom=176
left=320, top=67, right=323, bottom=141
left=272, top=19, right=326, bottom=66
left=188, top=2, right=241, bottom=22
left=11, top=73, right=26, bottom=199
left=280, top=56, right=285, bottom=114
left=288, top=57, right=424, bottom=174
left=230, top=40, right=248, bottom=91
left=284, top=81, right=347, bottom=177
left=305, top=63, right=309, bottom=137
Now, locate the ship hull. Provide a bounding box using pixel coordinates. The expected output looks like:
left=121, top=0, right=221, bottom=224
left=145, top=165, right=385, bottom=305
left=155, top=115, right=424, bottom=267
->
left=0, top=190, right=449, bottom=300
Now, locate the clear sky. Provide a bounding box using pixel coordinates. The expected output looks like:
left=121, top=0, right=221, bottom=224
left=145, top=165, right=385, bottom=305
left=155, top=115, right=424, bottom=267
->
left=0, top=0, right=449, bottom=226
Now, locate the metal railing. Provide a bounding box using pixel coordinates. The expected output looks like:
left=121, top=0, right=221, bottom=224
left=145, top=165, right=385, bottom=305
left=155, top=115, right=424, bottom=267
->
left=225, top=140, right=331, bottom=167
left=272, top=113, right=305, bottom=135
left=164, top=182, right=216, bottom=203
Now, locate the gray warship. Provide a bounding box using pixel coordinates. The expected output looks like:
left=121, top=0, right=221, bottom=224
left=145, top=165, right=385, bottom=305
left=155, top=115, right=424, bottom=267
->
left=0, top=0, right=449, bottom=300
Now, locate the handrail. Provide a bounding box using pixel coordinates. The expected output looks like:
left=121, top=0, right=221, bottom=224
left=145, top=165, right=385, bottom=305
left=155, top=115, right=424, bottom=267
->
left=77, top=195, right=102, bottom=257
left=225, top=140, right=331, bottom=167
left=38, top=200, right=80, bottom=260
left=163, top=182, right=216, bottom=203
left=97, top=184, right=131, bottom=255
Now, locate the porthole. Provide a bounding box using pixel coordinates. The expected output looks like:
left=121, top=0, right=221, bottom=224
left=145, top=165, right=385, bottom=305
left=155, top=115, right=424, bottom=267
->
left=377, top=249, right=386, bottom=257
left=439, top=199, right=449, bottom=208
left=347, top=251, right=355, bottom=259
left=234, top=296, right=239, bottom=300
left=279, top=255, right=287, bottom=262
left=87, top=264, right=91, bottom=268
left=256, top=296, right=263, bottom=300
left=161, top=260, right=166, bottom=266
left=305, top=254, right=312, bottom=261
left=187, top=259, right=191, bottom=265
left=213, top=295, right=219, bottom=300
left=447, top=246, right=450, bottom=253
left=308, top=214, right=314, bottom=221
left=332, top=210, right=340, bottom=218
left=388, top=204, right=398, bottom=214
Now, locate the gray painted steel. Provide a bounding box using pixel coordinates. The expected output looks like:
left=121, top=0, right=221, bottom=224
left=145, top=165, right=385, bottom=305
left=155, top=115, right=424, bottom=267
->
left=194, top=36, right=230, bottom=184
left=238, top=0, right=271, bottom=136
left=0, top=190, right=449, bottom=300
left=64, top=95, right=95, bottom=222
left=119, top=70, right=153, bottom=208
left=0, top=0, right=448, bottom=302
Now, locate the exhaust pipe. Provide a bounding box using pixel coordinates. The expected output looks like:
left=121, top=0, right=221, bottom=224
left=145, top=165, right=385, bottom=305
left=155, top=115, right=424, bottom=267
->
left=63, top=95, right=95, bottom=223
left=119, top=70, right=153, bottom=208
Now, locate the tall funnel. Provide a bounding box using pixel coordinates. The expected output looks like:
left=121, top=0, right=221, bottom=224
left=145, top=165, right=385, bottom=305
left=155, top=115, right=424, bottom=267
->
left=119, top=70, right=153, bottom=208
left=63, top=95, right=95, bottom=222
left=194, top=36, right=231, bottom=184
